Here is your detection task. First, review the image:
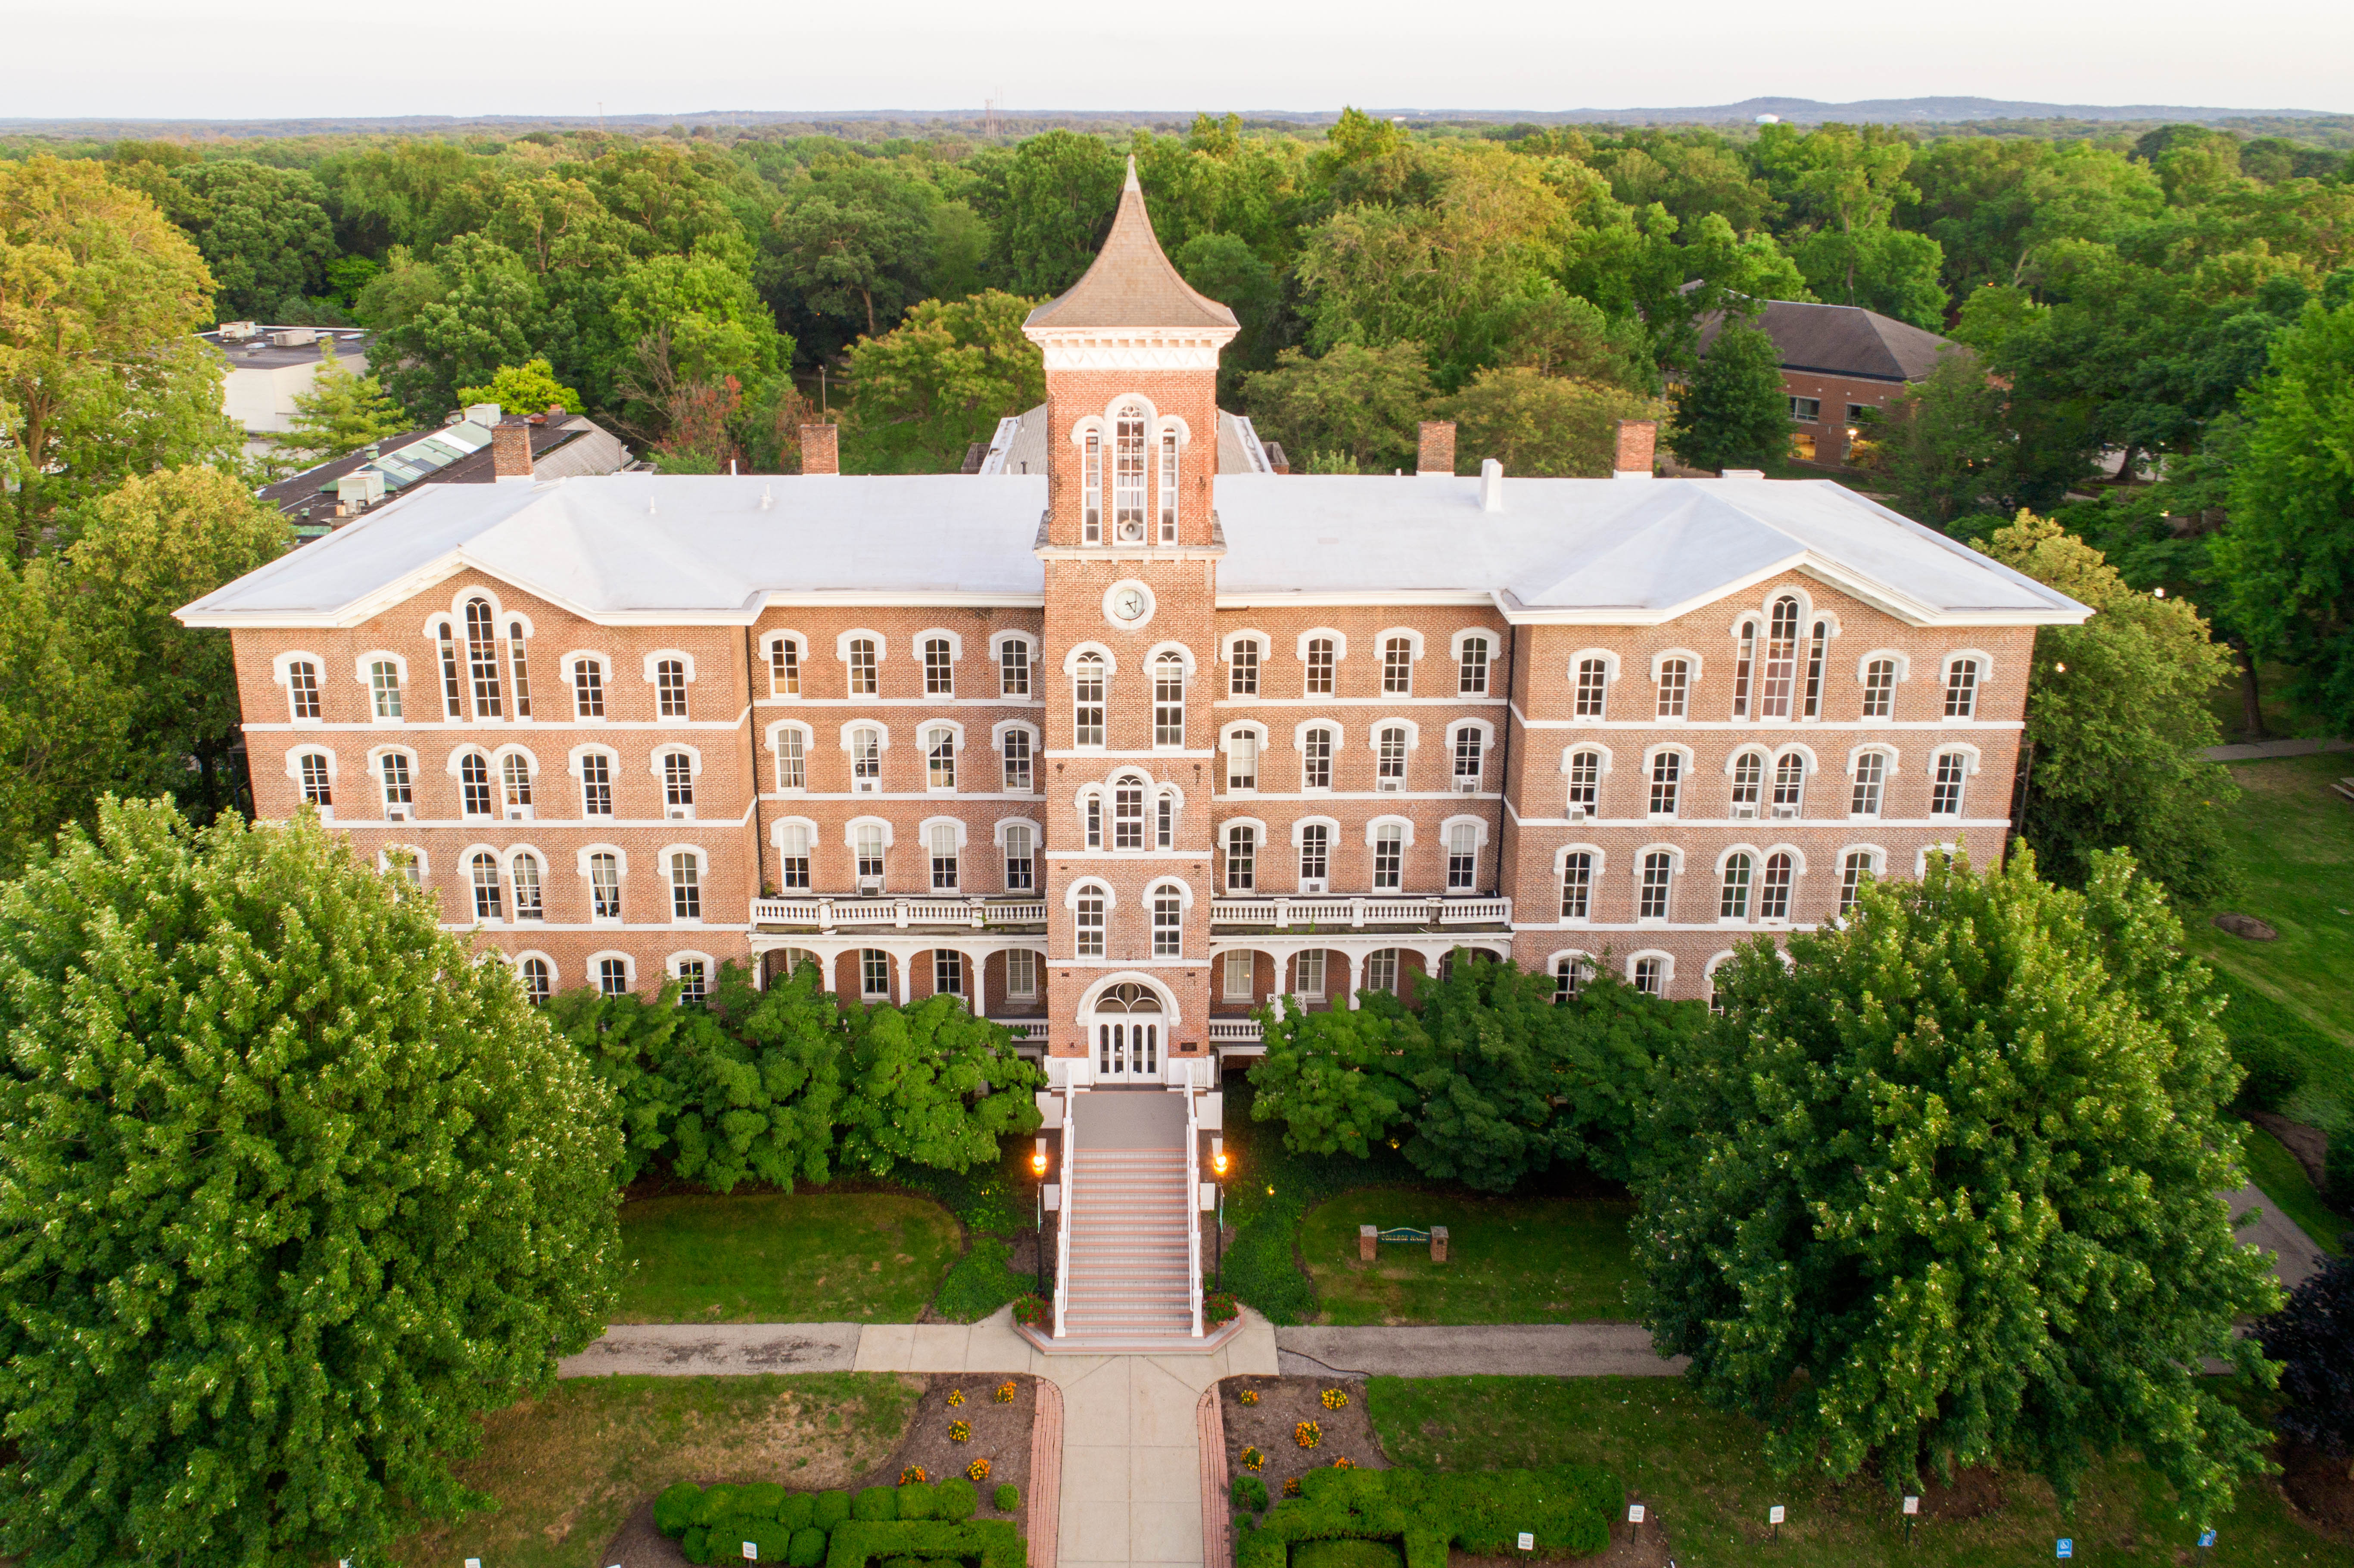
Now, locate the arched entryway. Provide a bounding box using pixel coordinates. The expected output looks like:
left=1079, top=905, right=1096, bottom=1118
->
left=1089, top=981, right=1163, bottom=1080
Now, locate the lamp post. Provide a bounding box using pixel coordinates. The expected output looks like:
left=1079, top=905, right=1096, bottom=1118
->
left=1031, top=1141, right=1049, bottom=1297
left=1209, top=1141, right=1230, bottom=1292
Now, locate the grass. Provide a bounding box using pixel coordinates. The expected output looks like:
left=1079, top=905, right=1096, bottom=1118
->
left=1368, top=1376, right=2353, bottom=1568
left=2186, top=755, right=2354, bottom=1127
left=390, top=1372, right=919, bottom=1568
left=615, top=1192, right=960, bottom=1323
left=1299, top=1187, right=1641, bottom=1324
left=2242, top=1123, right=2350, bottom=1257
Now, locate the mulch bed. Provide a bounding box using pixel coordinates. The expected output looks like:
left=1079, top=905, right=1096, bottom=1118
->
left=1220, top=1374, right=1389, bottom=1505
left=2278, top=1440, right=2354, bottom=1540
left=595, top=1373, right=1039, bottom=1568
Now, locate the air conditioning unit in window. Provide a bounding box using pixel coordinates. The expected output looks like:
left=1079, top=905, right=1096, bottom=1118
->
left=1377, top=778, right=1402, bottom=792
left=1731, top=803, right=1758, bottom=820
left=1772, top=803, right=1800, bottom=819
left=858, top=875, right=884, bottom=894
left=854, top=778, right=879, bottom=793
left=506, top=806, right=532, bottom=821
left=1454, top=776, right=1480, bottom=793
left=386, top=805, right=409, bottom=821
left=1567, top=805, right=1588, bottom=822
left=667, top=805, right=694, bottom=820
left=1300, top=878, right=1328, bottom=895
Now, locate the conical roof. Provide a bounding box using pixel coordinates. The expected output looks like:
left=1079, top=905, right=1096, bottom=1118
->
left=1023, top=157, right=1239, bottom=333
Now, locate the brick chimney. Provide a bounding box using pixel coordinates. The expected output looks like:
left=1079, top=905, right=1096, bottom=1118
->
left=491, top=418, right=533, bottom=481
left=1417, top=420, right=1455, bottom=477
left=800, top=423, right=840, bottom=476
left=1613, top=418, right=1658, bottom=478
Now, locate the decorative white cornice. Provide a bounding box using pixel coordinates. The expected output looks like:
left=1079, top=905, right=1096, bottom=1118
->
left=1024, top=327, right=1234, bottom=372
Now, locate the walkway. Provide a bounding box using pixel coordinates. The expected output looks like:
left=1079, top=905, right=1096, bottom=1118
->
left=2201, top=736, right=2350, bottom=762
left=1274, top=1323, right=1681, bottom=1379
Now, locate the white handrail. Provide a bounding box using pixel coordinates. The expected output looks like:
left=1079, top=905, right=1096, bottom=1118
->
left=1052, top=1085, right=1074, bottom=1339
left=1185, top=1074, right=1204, bottom=1337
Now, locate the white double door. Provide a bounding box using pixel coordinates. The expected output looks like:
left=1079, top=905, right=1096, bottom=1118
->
left=1094, top=1020, right=1160, bottom=1080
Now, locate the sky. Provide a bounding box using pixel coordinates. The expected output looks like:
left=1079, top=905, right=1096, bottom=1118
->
left=1, top=0, right=2348, bottom=121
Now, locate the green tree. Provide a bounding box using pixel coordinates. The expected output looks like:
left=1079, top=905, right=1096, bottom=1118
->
left=986, top=129, right=1124, bottom=296
left=277, top=337, right=410, bottom=460
left=836, top=993, right=1043, bottom=1176
left=2214, top=298, right=2354, bottom=731
left=0, top=798, right=621, bottom=1568
left=1250, top=992, right=1414, bottom=1157
left=844, top=290, right=1045, bottom=473
left=1239, top=342, right=1435, bottom=473
left=0, top=559, right=137, bottom=873
left=1669, top=315, right=1790, bottom=472
left=1442, top=368, right=1668, bottom=477
left=1635, top=847, right=2279, bottom=1516
left=1790, top=224, right=1949, bottom=329
left=1864, top=347, right=2014, bottom=524
left=610, top=247, right=788, bottom=392
left=1980, top=512, right=2238, bottom=901
left=358, top=233, right=542, bottom=422
left=455, top=356, right=584, bottom=416
left=765, top=160, right=937, bottom=340
left=0, top=155, right=239, bottom=556
left=1172, top=231, right=1286, bottom=400
left=175, top=160, right=341, bottom=321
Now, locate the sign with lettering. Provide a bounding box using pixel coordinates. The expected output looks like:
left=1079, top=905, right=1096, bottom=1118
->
left=1903, top=1496, right=1919, bottom=1515
left=1627, top=1505, right=1646, bottom=1524
left=742, top=1541, right=758, bottom=1561
left=1516, top=1532, right=1534, bottom=1550
left=1769, top=1506, right=1786, bottom=1525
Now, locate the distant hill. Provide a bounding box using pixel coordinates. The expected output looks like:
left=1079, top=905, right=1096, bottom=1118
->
left=1518, top=95, right=2339, bottom=124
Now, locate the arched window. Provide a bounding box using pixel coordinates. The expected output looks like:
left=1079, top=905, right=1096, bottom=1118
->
left=436, top=622, right=464, bottom=717
left=1383, top=637, right=1414, bottom=694
left=929, top=824, right=959, bottom=890
left=1554, top=953, right=1588, bottom=1001
left=1720, top=853, right=1753, bottom=920
left=1773, top=753, right=1806, bottom=816
left=1230, top=638, right=1261, bottom=697
left=1850, top=752, right=1888, bottom=817
left=1446, top=822, right=1479, bottom=891
left=1304, top=637, right=1336, bottom=696
left=571, top=656, right=605, bottom=719
left=1153, top=653, right=1186, bottom=747
left=1566, top=750, right=1600, bottom=816
left=1931, top=751, right=1969, bottom=815
left=1152, top=886, right=1182, bottom=956
left=501, top=754, right=532, bottom=815
left=1376, top=726, right=1408, bottom=791
left=1366, top=949, right=1400, bottom=995
left=1112, top=776, right=1146, bottom=849
left=1073, top=655, right=1105, bottom=747
left=370, top=659, right=403, bottom=719
left=769, top=636, right=801, bottom=696
left=1083, top=429, right=1102, bottom=543
left=1731, top=751, right=1763, bottom=817
left=1082, top=788, right=1102, bottom=848
left=1862, top=658, right=1897, bottom=718
left=1001, top=728, right=1032, bottom=793
left=380, top=753, right=412, bottom=815
left=1731, top=618, right=1758, bottom=718
left=1156, top=789, right=1175, bottom=849
left=926, top=726, right=956, bottom=790
left=1452, top=725, right=1484, bottom=789
left=1760, top=852, right=1794, bottom=921
left=1458, top=635, right=1490, bottom=695
left=520, top=957, right=552, bottom=1005
left=1633, top=956, right=1664, bottom=996
left=999, top=637, right=1030, bottom=696
left=579, top=753, right=614, bottom=816
left=847, top=638, right=879, bottom=696
left=1639, top=852, right=1674, bottom=920
left=507, top=622, right=532, bottom=718
left=850, top=726, right=882, bottom=790
left=1158, top=427, right=1180, bottom=543
left=1760, top=596, right=1801, bottom=718
left=1226, top=825, right=1257, bottom=891
left=1003, top=824, right=1034, bottom=891
left=1574, top=658, right=1609, bottom=718
left=459, top=753, right=493, bottom=817
left=1802, top=622, right=1828, bottom=717
left=1944, top=658, right=1981, bottom=719
left=471, top=852, right=503, bottom=921
left=1648, top=753, right=1681, bottom=817
left=464, top=600, right=502, bottom=717
left=1840, top=850, right=1876, bottom=912
left=1656, top=658, right=1689, bottom=719
left=776, top=728, right=806, bottom=790
left=854, top=824, right=886, bottom=886
left=656, top=658, right=689, bottom=718
left=1113, top=405, right=1147, bottom=542
left=1372, top=824, right=1404, bottom=890
left=1298, top=823, right=1330, bottom=890
left=669, top=852, right=701, bottom=919
left=598, top=957, right=629, bottom=997
left=1551, top=847, right=1597, bottom=921
left=677, top=959, right=709, bottom=1004
left=1075, top=886, right=1107, bottom=957
left=589, top=852, right=622, bottom=919
left=286, top=659, right=323, bottom=722
left=924, top=637, right=954, bottom=696
left=297, top=751, right=332, bottom=808
left=1095, top=982, right=1160, bottom=1074
left=512, top=852, right=543, bottom=920
left=1302, top=726, right=1335, bottom=790
left=778, top=823, right=812, bottom=889
left=1228, top=731, right=1259, bottom=791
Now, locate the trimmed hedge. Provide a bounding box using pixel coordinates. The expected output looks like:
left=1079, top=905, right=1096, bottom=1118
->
left=936, top=1475, right=979, bottom=1522
left=657, top=1481, right=705, bottom=1535
left=992, top=1483, right=1020, bottom=1513
left=1293, top=1541, right=1404, bottom=1568
left=823, top=1519, right=1027, bottom=1568
left=1233, top=1464, right=1617, bottom=1568
left=853, top=1485, right=899, bottom=1521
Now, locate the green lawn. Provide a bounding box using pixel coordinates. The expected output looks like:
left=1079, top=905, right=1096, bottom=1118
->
left=1298, top=1187, right=1641, bottom=1325
left=1369, top=1376, right=2352, bottom=1568
left=392, top=1372, right=919, bottom=1568
left=2243, top=1123, right=2350, bottom=1257
left=2188, top=754, right=2354, bottom=1126
left=615, top=1192, right=961, bottom=1323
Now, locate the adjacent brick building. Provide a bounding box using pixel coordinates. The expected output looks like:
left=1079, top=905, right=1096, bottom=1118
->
left=184, top=163, right=2086, bottom=1088
left=1695, top=299, right=1965, bottom=465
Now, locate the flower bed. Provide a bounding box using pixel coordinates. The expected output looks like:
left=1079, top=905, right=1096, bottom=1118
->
left=1220, top=1375, right=1387, bottom=1508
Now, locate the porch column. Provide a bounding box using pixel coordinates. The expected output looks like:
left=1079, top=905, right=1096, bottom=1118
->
left=895, top=948, right=915, bottom=1006
left=1342, top=949, right=1362, bottom=1008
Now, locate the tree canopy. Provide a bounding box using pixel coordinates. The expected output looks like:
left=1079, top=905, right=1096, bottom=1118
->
left=1669, top=314, right=1789, bottom=472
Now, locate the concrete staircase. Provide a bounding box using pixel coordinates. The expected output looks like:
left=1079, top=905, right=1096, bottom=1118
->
left=1063, top=1144, right=1195, bottom=1339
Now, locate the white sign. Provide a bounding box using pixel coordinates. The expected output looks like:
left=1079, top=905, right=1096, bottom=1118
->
left=1903, top=1496, right=1920, bottom=1515
left=742, top=1541, right=759, bottom=1561
left=1516, top=1532, right=1534, bottom=1551
left=1769, top=1506, right=1786, bottom=1525
left=466, top=1560, right=482, bottom=1568
left=1627, top=1504, right=1646, bottom=1524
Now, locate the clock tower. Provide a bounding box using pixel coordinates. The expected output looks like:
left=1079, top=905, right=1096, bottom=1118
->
left=1025, top=157, right=1239, bottom=1079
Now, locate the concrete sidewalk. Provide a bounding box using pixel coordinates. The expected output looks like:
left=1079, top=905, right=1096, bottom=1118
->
left=2235, top=1179, right=2325, bottom=1293
left=556, top=1322, right=861, bottom=1377
left=1274, top=1323, right=1685, bottom=1379
left=2201, top=736, right=2350, bottom=762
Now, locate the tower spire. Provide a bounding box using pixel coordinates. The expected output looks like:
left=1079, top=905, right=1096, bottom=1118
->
left=1022, top=159, right=1237, bottom=333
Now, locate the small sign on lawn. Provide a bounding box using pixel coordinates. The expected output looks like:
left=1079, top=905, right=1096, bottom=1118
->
left=1627, top=1505, right=1645, bottom=1524
left=2199, top=1529, right=2217, bottom=1548
left=741, top=1541, right=758, bottom=1561
left=1902, top=1496, right=1919, bottom=1515
left=1516, top=1531, right=1534, bottom=1551
left=2057, top=1539, right=2073, bottom=1559
left=1769, top=1506, right=1785, bottom=1524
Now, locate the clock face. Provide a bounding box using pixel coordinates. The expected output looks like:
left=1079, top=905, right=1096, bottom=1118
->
left=1113, top=588, right=1147, bottom=621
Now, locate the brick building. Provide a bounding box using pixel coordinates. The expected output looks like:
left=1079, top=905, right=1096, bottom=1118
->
left=1695, top=298, right=1965, bottom=465
left=184, top=162, right=2085, bottom=1084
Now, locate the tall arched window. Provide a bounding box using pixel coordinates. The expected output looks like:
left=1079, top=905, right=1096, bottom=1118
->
left=850, top=726, right=882, bottom=790
left=1458, top=635, right=1489, bottom=694
left=1153, top=653, right=1185, bottom=747
left=571, top=656, right=605, bottom=718
left=1112, top=776, right=1146, bottom=849
left=1152, top=886, right=1182, bottom=955
left=929, top=824, right=959, bottom=890
left=999, top=638, right=1029, bottom=696
left=520, top=957, right=552, bottom=1005
left=924, top=638, right=954, bottom=696
left=297, top=751, right=332, bottom=808
left=1862, top=658, right=1897, bottom=718
left=436, top=622, right=465, bottom=718
left=777, top=823, right=811, bottom=889
left=286, top=660, right=323, bottom=721
left=470, top=852, right=503, bottom=921
left=1158, top=427, right=1179, bottom=543
left=370, top=660, right=403, bottom=719
left=512, top=852, right=543, bottom=920
left=1002, top=728, right=1032, bottom=792
left=656, top=659, right=689, bottom=718
left=1298, top=823, right=1329, bottom=890
left=1083, top=429, right=1102, bottom=543
left=1227, top=731, right=1259, bottom=791
left=1574, top=658, right=1609, bottom=718
left=1759, top=852, right=1794, bottom=921
left=1073, top=656, right=1105, bottom=747
left=1075, top=886, right=1107, bottom=956
left=589, top=852, right=622, bottom=919
left=1383, top=637, right=1414, bottom=694
left=1850, top=752, right=1888, bottom=817
left=507, top=622, right=532, bottom=718
left=1304, top=638, right=1336, bottom=695
left=598, top=957, right=630, bottom=997
left=776, top=728, right=806, bottom=790
left=1839, top=850, right=1875, bottom=912
left=1226, top=825, right=1257, bottom=891
left=1156, top=789, right=1174, bottom=849
left=1731, top=751, right=1763, bottom=817
left=1113, top=406, right=1147, bottom=542
left=1633, top=956, right=1664, bottom=995
left=1446, top=823, right=1479, bottom=891
left=1452, top=725, right=1484, bottom=789
left=1566, top=750, right=1600, bottom=816
left=1931, top=751, right=1969, bottom=815
left=1802, top=622, right=1828, bottom=717
left=1560, top=852, right=1593, bottom=919
left=1773, top=753, right=1806, bottom=816
left=1656, top=658, right=1689, bottom=719
left=669, top=852, right=701, bottom=920
left=1554, top=953, right=1588, bottom=1001
left=1720, top=853, right=1753, bottom=920
left=464, top=599, right=502, bottom=717
left=380, top=753, right=412, bottom=815
left=1731, top=618, right=1758, bottom=718
left=663, top=751, right=694, bottom=813
left=579, top=753, right=613, bottom=815
left=854, top=824, right=886, bottom=885
left=1229, top=638, right=1260, bottom=697
left=926, top=727, right=956, bottom=790
left=1003, top=824, right=1034, bottom=891
left=1760, top=596, right=1801, bottom=718
left=847, top=638, right=878, bottom=696
left=1648, top=753, right=1681, bottom=817
left=770, top=637, right=801, bottom=696
left=1377, top=726, right=1408, bottom=791
left=459, top=753, right=493, bottom=817
left=1372, top=824, right=1404, bottom=890
left=1639, top=852, right=1674, bottom=920
left=1095, top=982, right=1159, bottom=1074
left=1944, top=658, right=1982, bottom=719
left=501, top=754, right=532, bottom=815
left=1301, top=726, right=1335, bottom=790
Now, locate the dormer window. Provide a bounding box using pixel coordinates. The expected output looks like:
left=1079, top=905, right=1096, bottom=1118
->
left=1113, top=405, right=1147, bottom=542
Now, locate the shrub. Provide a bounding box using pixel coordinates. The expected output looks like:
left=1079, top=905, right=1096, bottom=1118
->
left=995, top=1380, right=1017, bottom=1404
left=1292, top=1542, right=1404, bottom=1568
left=2222, top=988, right=2317, bottom=1111
left=934, top=1236, right=1032, bottom=1322
left=741, top=1481, right=788, bottom=1518
left=854, top=1485, right=900, bottom=1521
left=779, top=1492, right=817, bottom=1531
left=898, top=1466, right=928, bottom=1486
left=819, top=1518, right=1027, bottom=1568
left=937, top=1475, right=979, bottom=1521
left=897, top=1481, right=940, bottom=1520
left=1241, top=1445, right=1265, bottom=1471
left=1204, top=1289, right=1240, bottom=1327
left=993, top=1483, right=1021, bottom=1513
left=714, top=1514, right=794, bottom=1563
left=1231, top=1474, right=1270, bottom=1513
left=815, top=1490, right=854, bottom=1529
left=949, top=1419, right=971, bottom=1443
left=681, top=1527, right=710, bottom=1564
left=1012, top=1293, right=1051, bottom=1326
left=787, top=1527, right=830, bottom=1568
left=656, top=1481, right=706, bottom=1536
left=693, top=1485, right=743, bottom=1527
left=2261, top=1252, right=2354, bottom=1458
left=2330, top=1129, right=2354, bottom=1211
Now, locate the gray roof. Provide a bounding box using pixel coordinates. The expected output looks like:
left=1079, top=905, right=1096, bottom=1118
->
left=1697, top=300, right=1962, bottom=383
left=1022, top=159, right=1238, bottom=334
left=202, top=327, right=375, bottom=372
left=258, top=414, right=634, bottom=528
left=183, top=470, right=2084, bottom=631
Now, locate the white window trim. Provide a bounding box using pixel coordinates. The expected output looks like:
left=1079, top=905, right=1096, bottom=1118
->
left=1289, top=815, right=1341, bottom=849
left=1845, top=743, right=1903, bottom=777
left=489, top=742, right=541, bottom=777
left=1295, top=628, right=1349, bottom=663
left=1144, top=640, right=1199, bottom=677
left=500, top=840, right=550, bottom=876
left=1916, top=842, right=1966, bottom=874
left=991, top=718, right=1042, bottom=751
left=1373, top=626, right=1426, bottom=661
left=1724, top=744, right=1773, bottom=778
left=643, top=649, right=697, bottom=684
left=1293, top=718, right=1345, bottom=750
left=1635, top=842, right=1686, bottom=874
left=1558, top=743, right=1616, bottom=775
left=835, top=628, right=889, bottom=664
left=1221, top=629, right=1270, bottom=666
left=1448, top=718, right=1496, bottom=748
left=379, top=844, right=430, bottom=876
left=1145, top=876, right=1196, bottom=911
left=1552, top=842, right=1607, bottom=875
left=839, top=720, right=893, bottom=753
left=1448, top=627, right=1498, bottom=660
left=988, top=628, right=1039, bottom=660
left=1934, top=743, right=1985, bottom=775
left=843, top=816, right=895, bottom=849
left=1940, top=648, right=1996, bottom=684
left=917, top=815, right=970, bottom=851
left=667, top=950, right=717, bottom=981
left=1838, top=843, right=1890, bottom=876
left=764, top=632, right=809, bottom=694
left=922, top=719, right=969, bottom=749
left=575, top=844, right=629, bottom=876
left=566, top=743, right=622, bottom=778
left=1062, top=641, right=1118, bottom=677
left=1364, top=717, right=1422, bottom=753
left=992, top=816, right=1043, bottom=848
left=284, top=746, right=339, bottom=784
left=513, top=950, right=558, bottom=985
left=587, top=950, right=635, bottom=990
left=1856, top=649, right=1912, bottom=682
left=1713, top=841, right=1766, bottom=876
left=771, top=815, right=821, bottom=851
left=649, top=744, right=702, bottom=780
left=445, top=745, right=495, bottom=780
left=354, top=650, right=410, bottom=683
left=1641, top=742, right=1694, bottom=772
left=1364, top=814, right=1417, bottom=847
left=1759, top=842, right=1811, bottom=875
left=1648, top=647, right=1702, bottom=683
left=446, top=586, right=509, bottom=620
left=1439, top=812, right=1490, bottom=849
left=1223, top=816, right=1269, bottom=847
left=1771, top=743, right=1821, bottom=774
left=1064, top=877, right=1118, bottom=912
left=1626, top=950, right=1677, bottom=988
left=657, top=843, right=707, bottom=873
left=1566, top=647, right=1622, bottom=684
left=913, top=627, right=967, bottom=663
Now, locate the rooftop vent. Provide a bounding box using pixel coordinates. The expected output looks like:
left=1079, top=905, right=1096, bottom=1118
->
left=217, top=320, right=258, bottom=342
